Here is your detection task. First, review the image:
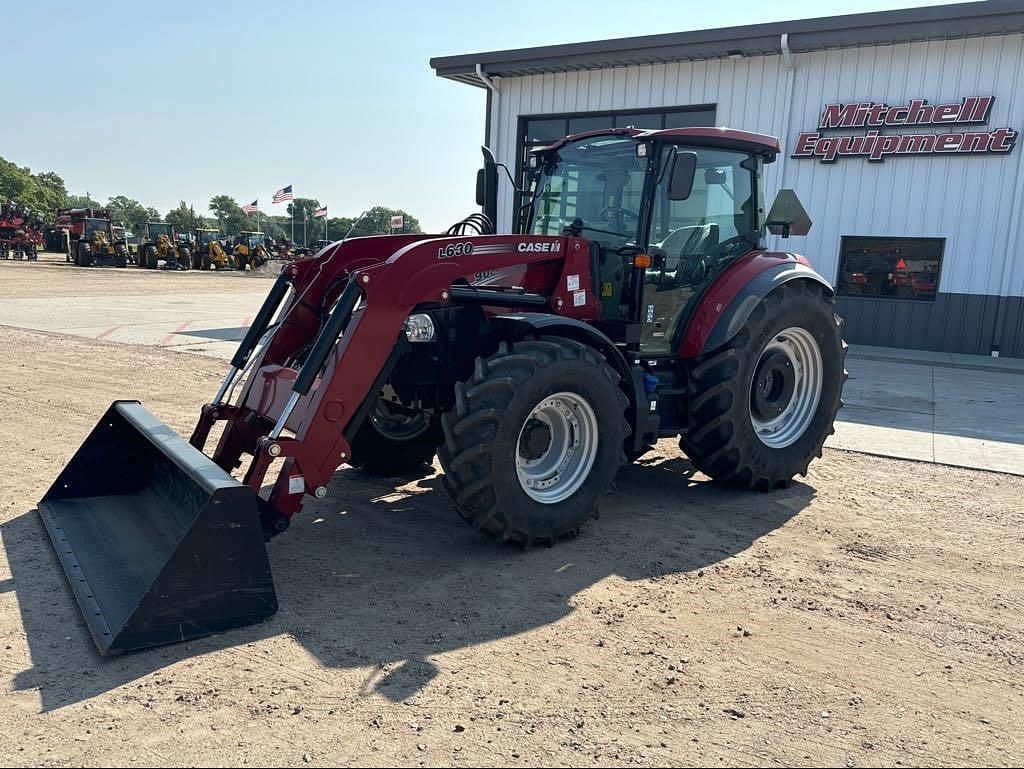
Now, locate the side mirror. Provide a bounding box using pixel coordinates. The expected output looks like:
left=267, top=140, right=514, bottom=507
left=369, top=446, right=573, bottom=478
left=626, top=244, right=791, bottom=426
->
left=477, top=146, right=498, bottom=224
left=704, top=168, right=727, bottom=185
left=668, top=151, right=698, bottom=201
left=765, top=189, right=812, bottom=238
left=475, top=168, right=486, bottom=206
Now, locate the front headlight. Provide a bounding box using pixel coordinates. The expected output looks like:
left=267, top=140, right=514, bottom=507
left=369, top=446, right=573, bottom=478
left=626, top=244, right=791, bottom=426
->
left=404, top=313, right=436, bottom=342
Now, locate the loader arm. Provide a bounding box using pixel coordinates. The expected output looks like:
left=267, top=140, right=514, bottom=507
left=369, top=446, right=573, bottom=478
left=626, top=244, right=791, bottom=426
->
left=192, top=233, right=597, bottom=532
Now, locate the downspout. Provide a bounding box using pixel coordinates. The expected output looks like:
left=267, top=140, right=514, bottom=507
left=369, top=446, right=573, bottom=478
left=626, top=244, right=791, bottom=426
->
left=476, top=63, right=498, bottom=149
left=771, top=33, right=797, bottom=254
left=776, top=33, right=796, bottom=189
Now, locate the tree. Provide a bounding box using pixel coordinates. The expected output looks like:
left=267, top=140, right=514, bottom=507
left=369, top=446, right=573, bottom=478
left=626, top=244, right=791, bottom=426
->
left=0, top=156, right=69, bottom=214
left=165, top=201, right=198, bottom=233
left=33, top=171, right=68, bottom=212
left=145, top=207, right=161, bottom=222
left=66, top=193, right=101, bottom=209
left=284, top=198, right=321, bottom=246
left=335, top=206, right=422, bottom=239
left=209, top=195, right=249, bottom=236
left=107, top=196, right=149, bottom=233
left=209, top=194, right=275, bottom=237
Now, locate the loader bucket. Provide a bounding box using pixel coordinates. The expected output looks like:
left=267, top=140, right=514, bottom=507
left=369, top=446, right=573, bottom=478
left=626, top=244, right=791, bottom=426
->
left=38, top=401, right=277, bottom=655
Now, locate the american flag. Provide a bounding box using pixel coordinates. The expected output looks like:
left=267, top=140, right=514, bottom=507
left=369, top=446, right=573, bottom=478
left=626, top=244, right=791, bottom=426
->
left=242, top=199, right=259, bottom=214
left=272, top=185, right=293, bottom=204
left=312, top=206, right=327, bottom=218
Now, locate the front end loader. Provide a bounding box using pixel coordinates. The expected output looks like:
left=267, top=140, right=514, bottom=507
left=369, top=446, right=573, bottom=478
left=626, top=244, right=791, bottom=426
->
left=138, top=222, right=190, bottom=270
left=232, top=231, right=270, bottom=270
left=192, top=228, right=233, bottom=270
left=40, top=127, right=845, bottom=655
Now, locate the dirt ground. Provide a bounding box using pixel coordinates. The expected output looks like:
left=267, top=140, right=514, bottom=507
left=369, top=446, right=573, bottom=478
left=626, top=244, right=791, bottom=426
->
left=0, top=252, right=278, bottom=300
left=0, top=264, right=1022, bottom=767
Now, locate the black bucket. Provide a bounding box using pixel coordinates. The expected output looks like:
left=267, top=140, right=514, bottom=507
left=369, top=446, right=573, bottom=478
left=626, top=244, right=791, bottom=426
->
left=38, top=401, right=277, bottom=655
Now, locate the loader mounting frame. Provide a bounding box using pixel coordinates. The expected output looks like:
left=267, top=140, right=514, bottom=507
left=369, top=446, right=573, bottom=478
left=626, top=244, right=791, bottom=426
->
left=189, top=233, right=599, bottom=533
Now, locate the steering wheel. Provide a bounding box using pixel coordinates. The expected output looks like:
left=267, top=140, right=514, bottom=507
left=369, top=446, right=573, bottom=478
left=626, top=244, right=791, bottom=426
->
left=599, top=206, right=640, bottom=224
left=700, top=234, right=749, bottom=263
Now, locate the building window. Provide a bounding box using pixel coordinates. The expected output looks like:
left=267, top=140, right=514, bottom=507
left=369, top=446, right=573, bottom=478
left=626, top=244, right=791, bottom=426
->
left=514, top=105, right=716, bottom=231
left=837, top=236, right=944, bottom=301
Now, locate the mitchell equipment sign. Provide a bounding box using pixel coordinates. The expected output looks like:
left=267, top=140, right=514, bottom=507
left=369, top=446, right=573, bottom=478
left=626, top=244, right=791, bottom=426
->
left=792, top=96, right=1017, bottom=163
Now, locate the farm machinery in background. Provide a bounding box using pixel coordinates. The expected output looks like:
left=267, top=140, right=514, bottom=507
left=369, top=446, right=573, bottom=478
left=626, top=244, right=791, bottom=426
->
left=0, top=201, right=44, bottom=260
left=54, top=207, right=128, bottom=267
left=137, top=222, right=191, bottom=270
left=111, top=225, right=137, bottom=264
left=191, top=228, right=234, bottom=270
left=232, top=231, right=271, bottom=270
left=39, top=127, right=846, bottom=656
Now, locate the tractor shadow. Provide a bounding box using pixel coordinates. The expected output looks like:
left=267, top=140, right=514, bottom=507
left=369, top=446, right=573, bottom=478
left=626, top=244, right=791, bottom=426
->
left=3, top=453, right=813, bottom=711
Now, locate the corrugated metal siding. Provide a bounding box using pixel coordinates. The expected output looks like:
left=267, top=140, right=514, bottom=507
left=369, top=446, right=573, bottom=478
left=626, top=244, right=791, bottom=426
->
left=835, top=293, right=1012, bottom=354
left=487, top=34, right=1024, bottom=354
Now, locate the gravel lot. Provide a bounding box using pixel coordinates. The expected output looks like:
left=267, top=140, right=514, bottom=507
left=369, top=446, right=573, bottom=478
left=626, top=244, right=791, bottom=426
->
left=0, top=261, right=1021, bottom=767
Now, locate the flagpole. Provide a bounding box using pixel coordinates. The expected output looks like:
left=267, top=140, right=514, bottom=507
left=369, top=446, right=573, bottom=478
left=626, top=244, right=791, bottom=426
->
left=290, top=192, right=294, bottom=244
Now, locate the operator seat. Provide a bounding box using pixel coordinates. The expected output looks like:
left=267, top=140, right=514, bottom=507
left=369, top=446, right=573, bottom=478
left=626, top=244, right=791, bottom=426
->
left=651, top=223, right=719, bottom=283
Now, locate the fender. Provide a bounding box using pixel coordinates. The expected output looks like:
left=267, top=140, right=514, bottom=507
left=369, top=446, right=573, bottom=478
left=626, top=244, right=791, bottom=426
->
left=490, top=313, right=630, bottom=381
left=679, top=251, right=834, bottom=358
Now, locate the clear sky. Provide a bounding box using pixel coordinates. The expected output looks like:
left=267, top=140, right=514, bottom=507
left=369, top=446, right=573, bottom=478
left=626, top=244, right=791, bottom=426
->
left=4, top=0, right=965, bottom=231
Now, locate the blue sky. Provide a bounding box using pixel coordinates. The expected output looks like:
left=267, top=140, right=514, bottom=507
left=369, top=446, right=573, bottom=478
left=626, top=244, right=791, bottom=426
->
left=4, top=0, right=963, bottom=231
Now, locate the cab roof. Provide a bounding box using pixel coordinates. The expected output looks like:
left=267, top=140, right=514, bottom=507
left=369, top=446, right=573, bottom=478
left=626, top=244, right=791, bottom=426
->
left=541, top=126, right=780, bottom=155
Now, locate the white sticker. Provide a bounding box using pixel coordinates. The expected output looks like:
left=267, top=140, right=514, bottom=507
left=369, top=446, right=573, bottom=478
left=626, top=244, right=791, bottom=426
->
left=573, top=290, right=586, bottom=307
left=567, top=274, right=580, bottom=291
left=288, top=475, right=305, bottom=495
left=646, top=304, right=655, bottom=322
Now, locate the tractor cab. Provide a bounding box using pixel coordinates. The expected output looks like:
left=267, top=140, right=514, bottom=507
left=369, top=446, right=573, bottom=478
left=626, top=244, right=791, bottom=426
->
left=196, top=228, right=220, bottom=249
left=84, top=217, right=114, bottom=241
left=521, top=127, right=809, bottom=357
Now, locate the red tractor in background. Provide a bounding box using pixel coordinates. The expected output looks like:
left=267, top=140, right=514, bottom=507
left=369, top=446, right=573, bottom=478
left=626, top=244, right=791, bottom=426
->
left=0, top=201, right=44, bottom=260
left=40, top=127, right=846, bottom=656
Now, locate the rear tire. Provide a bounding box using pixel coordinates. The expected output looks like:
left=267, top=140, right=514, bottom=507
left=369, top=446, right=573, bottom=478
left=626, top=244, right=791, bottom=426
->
left=679, top=281, right=846, bottom=490
left=439, top=337, right=629, bottom=546
left=350, top=394, right=441, bottom=475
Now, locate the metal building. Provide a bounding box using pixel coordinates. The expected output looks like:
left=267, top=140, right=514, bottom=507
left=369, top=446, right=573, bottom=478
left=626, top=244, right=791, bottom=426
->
left=432, top=1, right=1024, bottom=357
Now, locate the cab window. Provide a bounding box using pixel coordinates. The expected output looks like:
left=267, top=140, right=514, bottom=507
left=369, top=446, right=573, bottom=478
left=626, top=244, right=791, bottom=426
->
left=641, top=147, right=759, bottom=355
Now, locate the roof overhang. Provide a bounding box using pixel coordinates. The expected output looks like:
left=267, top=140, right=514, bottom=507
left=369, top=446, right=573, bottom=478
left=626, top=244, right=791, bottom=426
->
left=431, top=1, right=1024, bottom=88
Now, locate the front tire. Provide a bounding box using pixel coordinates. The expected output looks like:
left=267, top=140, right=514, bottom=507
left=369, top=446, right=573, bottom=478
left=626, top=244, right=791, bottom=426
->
left=75, top=243, right=93, bottom=267
left=680, top=281, right=846, bottom=490
left=439, top=337, right=629, bottom=546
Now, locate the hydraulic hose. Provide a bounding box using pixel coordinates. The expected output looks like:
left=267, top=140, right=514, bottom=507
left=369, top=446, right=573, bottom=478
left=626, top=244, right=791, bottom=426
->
left=292, top=281, right=361, bottom=396
left=230, top=272, right=291, bottom=369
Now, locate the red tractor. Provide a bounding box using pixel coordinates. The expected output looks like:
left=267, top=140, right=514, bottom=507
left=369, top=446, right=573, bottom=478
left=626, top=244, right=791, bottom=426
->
left=0, top=201, right=43, bottom=260
left=40, top=127, right=846, bottom=655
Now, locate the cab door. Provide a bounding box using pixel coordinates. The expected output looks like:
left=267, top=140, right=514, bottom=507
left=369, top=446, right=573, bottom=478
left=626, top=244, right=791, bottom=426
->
left=639, top=146, right=761, bottom=356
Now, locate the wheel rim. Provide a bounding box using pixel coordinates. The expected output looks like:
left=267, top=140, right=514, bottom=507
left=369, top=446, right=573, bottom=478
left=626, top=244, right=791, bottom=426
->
left=749, top=326, right=823, bottom=449
left=515, top=391, right=598, bottom=504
